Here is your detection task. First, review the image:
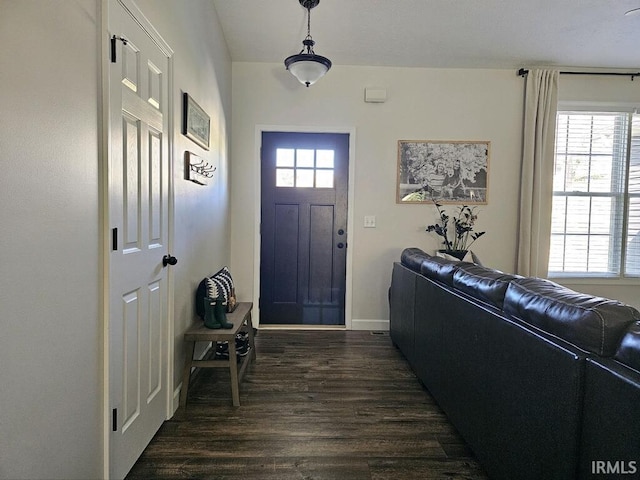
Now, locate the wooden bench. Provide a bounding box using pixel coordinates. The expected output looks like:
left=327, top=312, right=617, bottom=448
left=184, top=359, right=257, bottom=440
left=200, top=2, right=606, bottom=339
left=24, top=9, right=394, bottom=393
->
left=179, top=302, right=256, bottom=407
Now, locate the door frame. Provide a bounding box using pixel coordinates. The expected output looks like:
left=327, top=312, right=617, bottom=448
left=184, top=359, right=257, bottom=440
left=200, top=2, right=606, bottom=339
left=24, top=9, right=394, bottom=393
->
left=100, top=1, right=175, bottom=476
left=254, top=125, right=356, bottom=329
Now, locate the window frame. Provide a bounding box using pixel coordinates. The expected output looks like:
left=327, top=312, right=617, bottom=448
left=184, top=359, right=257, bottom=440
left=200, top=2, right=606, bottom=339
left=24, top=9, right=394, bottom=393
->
left=549, top=102, right=639, bottom=280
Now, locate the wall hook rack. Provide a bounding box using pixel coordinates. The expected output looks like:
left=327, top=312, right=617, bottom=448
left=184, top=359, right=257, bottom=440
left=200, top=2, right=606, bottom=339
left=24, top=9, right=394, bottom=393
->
left=185, top=151, right=216, bottom=185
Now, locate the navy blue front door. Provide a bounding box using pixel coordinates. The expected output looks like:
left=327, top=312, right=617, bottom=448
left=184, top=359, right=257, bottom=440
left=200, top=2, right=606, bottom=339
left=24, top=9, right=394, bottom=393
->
left=260, top=132, right=349, bottom=325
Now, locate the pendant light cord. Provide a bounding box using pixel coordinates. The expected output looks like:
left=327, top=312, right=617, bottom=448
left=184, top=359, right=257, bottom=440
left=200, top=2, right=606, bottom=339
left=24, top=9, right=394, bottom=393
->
left=303, top=5, right=315, bottom=54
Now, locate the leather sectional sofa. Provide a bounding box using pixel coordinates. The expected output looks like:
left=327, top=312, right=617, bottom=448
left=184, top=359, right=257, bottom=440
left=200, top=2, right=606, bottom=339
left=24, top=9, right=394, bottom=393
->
left=389, top=247, right=640, bottom=480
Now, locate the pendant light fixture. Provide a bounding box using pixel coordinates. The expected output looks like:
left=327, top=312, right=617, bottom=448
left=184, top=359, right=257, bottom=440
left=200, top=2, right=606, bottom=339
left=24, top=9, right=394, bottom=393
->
left=284, top=0, right=332, bottom=87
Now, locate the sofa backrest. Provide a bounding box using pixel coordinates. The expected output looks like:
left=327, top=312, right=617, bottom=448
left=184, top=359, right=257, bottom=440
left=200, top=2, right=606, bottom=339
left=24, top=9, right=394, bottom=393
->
left=400, top=247, right=432, bottom=272
left=399, top=248, right=640, bottom=359
left=419, top=255, right=460, bottom=286
left=503, top=277, right=640, bottom=356
left=452, top=263, right=519, bottom=309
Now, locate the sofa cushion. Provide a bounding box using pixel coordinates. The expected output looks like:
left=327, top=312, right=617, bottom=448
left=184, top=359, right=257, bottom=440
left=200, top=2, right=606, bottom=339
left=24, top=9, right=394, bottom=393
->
left=503, top=277, right=639, bottom=356
left=614, top=321, right=640, bottom=372
left=400, top=247, right=431, bottom=272
left=452, top=263, right=518, bottom=309
left=419, top=255, right=460, bottom=286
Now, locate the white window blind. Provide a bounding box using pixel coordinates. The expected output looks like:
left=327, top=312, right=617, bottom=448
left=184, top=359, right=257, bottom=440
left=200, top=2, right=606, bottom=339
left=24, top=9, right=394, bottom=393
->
left=627, top=116, right=640, bottom=275
left=549, top=110, right=640, bottom=277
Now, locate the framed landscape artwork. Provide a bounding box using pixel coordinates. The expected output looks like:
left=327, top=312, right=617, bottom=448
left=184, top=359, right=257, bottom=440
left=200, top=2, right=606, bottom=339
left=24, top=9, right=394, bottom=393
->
left=396, top=140, right=490, bottom=204
left=182, top=92, right=210, bottom=150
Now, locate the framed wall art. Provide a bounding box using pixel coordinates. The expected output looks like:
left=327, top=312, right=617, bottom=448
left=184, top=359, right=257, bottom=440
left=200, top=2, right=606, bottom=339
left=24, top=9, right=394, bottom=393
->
left=396, top=140, right=490, bottom=204
left=182, top=92, right=210, bottom=150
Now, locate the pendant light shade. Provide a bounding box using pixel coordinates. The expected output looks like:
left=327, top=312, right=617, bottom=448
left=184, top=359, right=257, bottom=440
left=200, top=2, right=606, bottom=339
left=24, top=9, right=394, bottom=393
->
left=284, top=0, right=332, bottom=87
left=285, top=39, right=332, bottom=87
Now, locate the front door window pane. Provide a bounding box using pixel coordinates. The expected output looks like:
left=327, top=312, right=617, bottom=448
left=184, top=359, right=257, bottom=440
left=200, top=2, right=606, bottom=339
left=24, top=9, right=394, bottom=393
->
left=276, top=168, right=294, bottom=187
left=316, top=170, right=334, bottom=188
left=296, top=169, right=314, bottom=187
left=276, top=148, right=295, bottom=167
left=316, top=150, right=334, bottom=168
left=297, top=149, right=315, bottom=168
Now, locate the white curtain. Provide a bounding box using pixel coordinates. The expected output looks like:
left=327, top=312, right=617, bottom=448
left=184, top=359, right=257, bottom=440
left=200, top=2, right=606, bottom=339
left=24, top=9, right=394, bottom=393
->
left=516, top=69, right=559, bottom=277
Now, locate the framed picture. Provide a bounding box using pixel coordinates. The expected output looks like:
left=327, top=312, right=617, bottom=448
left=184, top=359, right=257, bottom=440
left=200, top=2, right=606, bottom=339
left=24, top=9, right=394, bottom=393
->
left=182, top=93, right=210, bottom=150
left=396, top=140, right=490, bottom=204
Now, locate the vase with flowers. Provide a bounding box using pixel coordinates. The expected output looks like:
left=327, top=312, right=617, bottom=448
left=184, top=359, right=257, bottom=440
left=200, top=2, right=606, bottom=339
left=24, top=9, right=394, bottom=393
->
left=426, top=201, right=485, bottom=260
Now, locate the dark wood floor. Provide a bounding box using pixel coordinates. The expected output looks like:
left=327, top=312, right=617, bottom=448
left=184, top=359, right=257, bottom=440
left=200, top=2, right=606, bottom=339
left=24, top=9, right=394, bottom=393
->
left=126, top=330, right=488, bottom=480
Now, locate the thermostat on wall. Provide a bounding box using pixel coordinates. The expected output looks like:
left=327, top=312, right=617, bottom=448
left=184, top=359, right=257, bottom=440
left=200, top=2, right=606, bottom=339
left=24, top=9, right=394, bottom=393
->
left=364, top=87, right=387, bottom=103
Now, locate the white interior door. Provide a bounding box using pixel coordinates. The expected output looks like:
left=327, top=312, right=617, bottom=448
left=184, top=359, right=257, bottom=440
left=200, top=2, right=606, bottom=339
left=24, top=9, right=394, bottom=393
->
left=108, top=1, right=171, bottom=478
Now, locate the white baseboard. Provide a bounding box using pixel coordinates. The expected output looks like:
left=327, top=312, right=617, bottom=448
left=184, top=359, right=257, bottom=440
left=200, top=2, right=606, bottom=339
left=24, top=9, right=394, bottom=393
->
left=351, top=318, right=389, bottom=331
left=172, top=385, right=181, bottom=415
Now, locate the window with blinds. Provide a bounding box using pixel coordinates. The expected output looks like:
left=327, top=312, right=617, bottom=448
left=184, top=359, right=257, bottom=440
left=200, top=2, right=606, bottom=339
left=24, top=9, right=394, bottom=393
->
left=549, top=110, right=640, bottom=277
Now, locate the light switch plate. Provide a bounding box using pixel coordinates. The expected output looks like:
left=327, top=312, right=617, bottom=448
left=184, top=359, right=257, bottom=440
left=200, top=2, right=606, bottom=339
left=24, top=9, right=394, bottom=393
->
left=364, top=215, right=376, bottom=228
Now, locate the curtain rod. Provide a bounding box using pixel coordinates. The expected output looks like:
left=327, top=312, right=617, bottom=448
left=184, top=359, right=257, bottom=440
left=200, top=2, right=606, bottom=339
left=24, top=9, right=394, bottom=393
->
left=517, top=68, right=640, bottom=80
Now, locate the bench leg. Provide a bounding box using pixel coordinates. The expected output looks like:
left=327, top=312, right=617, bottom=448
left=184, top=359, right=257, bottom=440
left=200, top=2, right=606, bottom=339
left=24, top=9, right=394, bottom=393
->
left=228, top=340, right=240, bottom=406
left=179, top=340, right=196, bottom=407
left=246, top=312, right=257, bottom=363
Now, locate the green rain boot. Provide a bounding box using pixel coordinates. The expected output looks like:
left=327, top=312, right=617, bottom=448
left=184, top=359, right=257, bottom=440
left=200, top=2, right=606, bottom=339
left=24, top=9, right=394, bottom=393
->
left=214, top=297, right=234, bottom=329
left=203, top=297, right=222, bottom=329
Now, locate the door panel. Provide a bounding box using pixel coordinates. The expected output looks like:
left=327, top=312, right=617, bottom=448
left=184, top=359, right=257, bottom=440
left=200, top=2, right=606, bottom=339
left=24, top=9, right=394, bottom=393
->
left=122, top=289, right=140, bottom=431
left=260, top=132, right=349, bottom=325
left=109, top=1, right=170, bottom=478
left=147, top=279, right=163, bottom=403
left=149, top=130, right=163, bottom=245
left=123, top=115, right=141, bottom=250
left=273, top=204, right=299, bottom=303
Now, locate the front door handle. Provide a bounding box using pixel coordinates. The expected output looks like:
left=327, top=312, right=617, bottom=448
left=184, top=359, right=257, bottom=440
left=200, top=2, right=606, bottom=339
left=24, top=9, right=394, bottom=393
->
left=162, top=254, right=178, bottom=267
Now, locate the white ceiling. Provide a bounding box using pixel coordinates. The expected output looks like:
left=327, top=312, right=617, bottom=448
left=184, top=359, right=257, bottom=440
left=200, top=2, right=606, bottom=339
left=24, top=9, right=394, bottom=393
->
left=211, top=0, right=640, bottom=70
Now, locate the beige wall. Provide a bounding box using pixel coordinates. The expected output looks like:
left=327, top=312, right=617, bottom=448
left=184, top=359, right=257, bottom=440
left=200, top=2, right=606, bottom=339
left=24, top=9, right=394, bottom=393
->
left=230, top=64, right=524, bottom=326
left=0, top=1, right=102, bottom=478
left=0, top=1, right=231, bottom=478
